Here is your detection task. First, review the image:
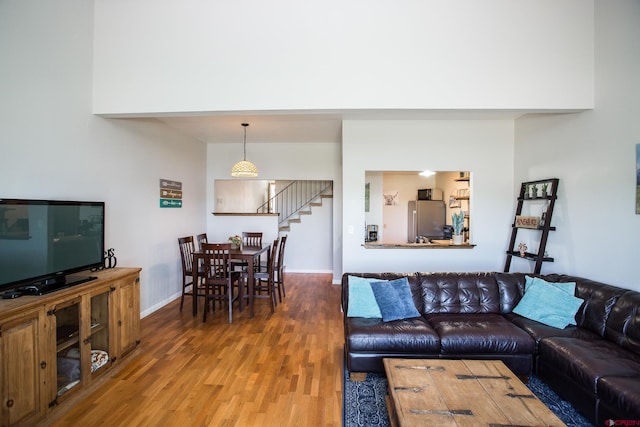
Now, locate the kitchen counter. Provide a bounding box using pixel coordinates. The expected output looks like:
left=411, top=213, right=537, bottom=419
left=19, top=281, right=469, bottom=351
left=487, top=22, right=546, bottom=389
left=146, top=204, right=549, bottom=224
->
left=363, top=240, right=475, bottom=249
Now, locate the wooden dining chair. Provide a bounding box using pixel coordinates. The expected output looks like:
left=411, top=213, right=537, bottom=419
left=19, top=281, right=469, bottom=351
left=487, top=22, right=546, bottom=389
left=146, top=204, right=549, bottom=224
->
left=250, top=238, right=279, bottom=313
left=274, top=234, right=287, bottom=302
left=201, top=243, right=242, bottom=323
left=232, top=232, right=264, bottom=271
left=178, top=236, right=205, bottom=315
left=196, top=233, right=208, bottom=251
left=242, top=232, right=263, bottom=247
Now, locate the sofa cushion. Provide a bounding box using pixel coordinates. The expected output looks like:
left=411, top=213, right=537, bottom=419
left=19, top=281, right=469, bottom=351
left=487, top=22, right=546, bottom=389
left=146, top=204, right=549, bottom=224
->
left=345, top=317, right=440, bottom=353
left=506, top=313, right=600, bottom=352
left=342, top=273, right=422, bottom=314
left=538, top=337, right=640, bottom=394
left=604, top=290, right=640, bottom=355
left=596, top=375, right=640, bottom=421
left=418, top=272, right=503, bottom=314
left=545, top=274, right=626, bottom=337
left=346, top=276, right=383, bottom=318
left=513, top=280, right=584, bottom=329
left=426, top=313, right=535, bottom=354
left=370, top=277, right=421, bottom=322
left=492, top=272, right=527, bottom=313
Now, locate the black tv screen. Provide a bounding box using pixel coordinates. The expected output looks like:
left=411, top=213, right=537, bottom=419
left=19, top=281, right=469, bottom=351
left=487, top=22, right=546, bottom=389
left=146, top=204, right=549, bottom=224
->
left=0, top=199, right=105, bottom=293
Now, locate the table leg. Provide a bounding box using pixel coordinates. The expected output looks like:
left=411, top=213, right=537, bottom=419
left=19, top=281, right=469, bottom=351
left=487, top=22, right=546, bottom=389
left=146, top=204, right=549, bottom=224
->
left=192, top=254, right=198, bottom=317
left=248, top=256, right=255, bottom=318
left=237, top=260, right=244, bottom=313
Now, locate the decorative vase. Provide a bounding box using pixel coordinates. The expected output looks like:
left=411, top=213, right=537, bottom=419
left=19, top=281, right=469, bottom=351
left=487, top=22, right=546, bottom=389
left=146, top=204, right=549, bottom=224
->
left=230, top=243, right=239, bottom=250
left=518, top=242, right=527, bottom=257
left=452, top=234, right=464, bottom=245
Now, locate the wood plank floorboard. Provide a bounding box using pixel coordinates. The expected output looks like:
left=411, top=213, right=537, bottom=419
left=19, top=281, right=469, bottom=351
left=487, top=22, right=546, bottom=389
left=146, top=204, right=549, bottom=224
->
left=49, top=273, right=343, bottom=427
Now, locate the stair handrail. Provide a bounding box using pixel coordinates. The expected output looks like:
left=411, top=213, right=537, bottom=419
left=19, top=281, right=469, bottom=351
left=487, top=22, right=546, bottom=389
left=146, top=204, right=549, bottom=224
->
left=257, top=180, right=332, bottom=225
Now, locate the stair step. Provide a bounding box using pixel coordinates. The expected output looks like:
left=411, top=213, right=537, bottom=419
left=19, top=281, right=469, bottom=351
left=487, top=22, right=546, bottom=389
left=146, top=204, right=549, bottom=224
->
left=274, top=180, right=333, bottom=233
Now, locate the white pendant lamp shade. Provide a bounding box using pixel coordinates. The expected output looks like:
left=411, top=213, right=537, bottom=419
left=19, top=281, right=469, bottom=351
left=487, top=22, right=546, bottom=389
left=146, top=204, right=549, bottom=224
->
left=231, top=123, right=258, bottom=177
left=231, top=160, right=259, bottom=177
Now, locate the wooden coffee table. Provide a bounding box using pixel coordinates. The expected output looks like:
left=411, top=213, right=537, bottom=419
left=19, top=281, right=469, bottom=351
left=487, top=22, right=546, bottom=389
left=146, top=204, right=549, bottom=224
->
left=383, top=358, right=566, bottom=427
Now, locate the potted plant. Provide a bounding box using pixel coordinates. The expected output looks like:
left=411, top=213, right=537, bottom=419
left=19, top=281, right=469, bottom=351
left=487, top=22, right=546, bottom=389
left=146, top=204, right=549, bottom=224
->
left=541, top=182, right=549, bottom=197
left=228, top=235, right=242, bottom=249
left=451, top=211, right=465, bottom=245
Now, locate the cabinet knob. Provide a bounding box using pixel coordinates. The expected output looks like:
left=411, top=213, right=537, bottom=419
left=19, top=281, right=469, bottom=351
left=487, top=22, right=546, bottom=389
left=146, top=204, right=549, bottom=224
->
left=6, top=399, right=14, bottom=408
left=40, top=361, right=47, bottom=369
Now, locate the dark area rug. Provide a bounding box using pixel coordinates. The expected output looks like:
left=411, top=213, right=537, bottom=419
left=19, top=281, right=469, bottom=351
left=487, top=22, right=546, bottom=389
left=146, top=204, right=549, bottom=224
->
left=343, top=368, right=594, bottom=427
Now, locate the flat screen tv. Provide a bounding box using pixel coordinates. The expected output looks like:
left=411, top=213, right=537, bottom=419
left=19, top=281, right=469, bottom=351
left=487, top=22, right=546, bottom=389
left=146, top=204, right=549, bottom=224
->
left=0, top=199, right=105, bottom=295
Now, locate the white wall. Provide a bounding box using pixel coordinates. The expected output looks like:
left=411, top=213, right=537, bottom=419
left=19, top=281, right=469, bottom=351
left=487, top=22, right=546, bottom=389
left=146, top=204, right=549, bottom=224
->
left=206, top=142, right=341, bottom=277
left=513, top=0, right=640, bottom=290
left=92, top=0, right=594, bottom=115
left=0, top=0, right=207, bottom=316
left=343, top=120, right=515, bottom=273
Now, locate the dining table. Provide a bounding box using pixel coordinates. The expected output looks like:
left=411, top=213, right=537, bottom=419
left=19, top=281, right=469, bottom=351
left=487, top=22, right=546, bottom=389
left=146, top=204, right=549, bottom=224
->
left=192, top=243, right=271, bottom=318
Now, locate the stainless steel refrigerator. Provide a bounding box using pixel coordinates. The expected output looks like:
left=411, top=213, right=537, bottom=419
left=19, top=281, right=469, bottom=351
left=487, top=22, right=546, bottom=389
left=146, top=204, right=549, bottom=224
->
left=408, top=200, right=446, bottom=242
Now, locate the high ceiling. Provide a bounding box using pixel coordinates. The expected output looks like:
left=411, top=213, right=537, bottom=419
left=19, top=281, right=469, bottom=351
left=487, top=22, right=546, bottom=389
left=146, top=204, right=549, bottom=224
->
left=153, top=110, right=533, bottom=144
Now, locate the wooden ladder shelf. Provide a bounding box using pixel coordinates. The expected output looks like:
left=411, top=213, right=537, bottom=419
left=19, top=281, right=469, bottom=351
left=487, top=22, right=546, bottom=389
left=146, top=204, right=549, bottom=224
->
left=504, top=178, right=559, bottom=274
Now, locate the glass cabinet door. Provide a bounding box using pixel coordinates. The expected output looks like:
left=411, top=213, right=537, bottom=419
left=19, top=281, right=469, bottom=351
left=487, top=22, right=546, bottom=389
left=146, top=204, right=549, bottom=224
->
left=88, top=290, right=110, bottom=378
left=54, top=299, right=82, bottom=398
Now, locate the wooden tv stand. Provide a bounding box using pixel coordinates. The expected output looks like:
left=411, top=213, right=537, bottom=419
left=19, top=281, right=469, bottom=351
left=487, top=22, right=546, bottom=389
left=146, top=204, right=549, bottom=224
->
left=0, top=268, right=141, bottom=426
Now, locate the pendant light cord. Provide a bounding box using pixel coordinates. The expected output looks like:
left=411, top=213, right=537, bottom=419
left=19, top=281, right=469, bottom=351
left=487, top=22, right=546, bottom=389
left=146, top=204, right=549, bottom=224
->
left=242, top=123, right=249, bottom=161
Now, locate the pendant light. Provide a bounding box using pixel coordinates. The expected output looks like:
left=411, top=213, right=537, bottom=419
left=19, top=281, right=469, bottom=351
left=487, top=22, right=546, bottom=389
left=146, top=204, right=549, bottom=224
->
left=231, top=123, right=258, bottom=177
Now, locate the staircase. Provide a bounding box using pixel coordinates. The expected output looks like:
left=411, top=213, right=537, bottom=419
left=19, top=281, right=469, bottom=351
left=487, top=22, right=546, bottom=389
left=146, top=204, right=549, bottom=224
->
left=257, top=180, right=333, bottom=232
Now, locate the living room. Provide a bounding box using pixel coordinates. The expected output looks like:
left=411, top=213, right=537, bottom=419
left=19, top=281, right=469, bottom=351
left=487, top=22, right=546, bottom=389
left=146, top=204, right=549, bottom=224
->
left=0, top=2, right=640, bottom=314
left=0, top=1, right=640, bottom=314
left=0, top=0, right=640, bottom=426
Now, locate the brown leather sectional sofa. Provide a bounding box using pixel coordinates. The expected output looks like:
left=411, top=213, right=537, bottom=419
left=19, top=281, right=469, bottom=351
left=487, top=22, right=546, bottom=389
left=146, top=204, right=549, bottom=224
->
left=342, top=272, right=640, bottom=425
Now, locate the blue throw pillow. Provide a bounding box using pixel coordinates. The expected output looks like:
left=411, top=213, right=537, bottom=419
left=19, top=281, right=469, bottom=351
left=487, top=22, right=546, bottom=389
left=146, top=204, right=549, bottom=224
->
left=370, top=277, right=421, bottom=322
left=525, top=276, right=578, bottom=325
left=346, top=276, right=383, bottom=318
left=525, top=275, right=576, bottom=294
left=514, top=279, right=584, bottom=329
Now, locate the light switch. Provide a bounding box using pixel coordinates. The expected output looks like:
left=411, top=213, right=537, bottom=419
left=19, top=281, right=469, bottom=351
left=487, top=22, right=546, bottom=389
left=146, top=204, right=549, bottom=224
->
left=347, top=225, right=354, bottom=234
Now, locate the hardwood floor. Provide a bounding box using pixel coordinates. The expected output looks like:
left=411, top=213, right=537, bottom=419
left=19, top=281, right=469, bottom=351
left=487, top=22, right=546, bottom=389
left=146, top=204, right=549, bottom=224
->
left=51, top=273, right=344, bottom=426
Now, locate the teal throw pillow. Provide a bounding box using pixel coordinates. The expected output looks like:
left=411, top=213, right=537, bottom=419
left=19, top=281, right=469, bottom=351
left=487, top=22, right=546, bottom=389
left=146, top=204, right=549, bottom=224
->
left=346, top=276, right=383, bottom=318
left=525, top=276, right=578, bottom=325
left=370, top=277, right=421, bottom=322
left=514, top=279, right=584, bottom=329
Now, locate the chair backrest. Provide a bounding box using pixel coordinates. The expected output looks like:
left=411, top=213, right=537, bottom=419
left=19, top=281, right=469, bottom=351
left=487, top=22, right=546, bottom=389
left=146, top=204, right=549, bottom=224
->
left=196, top=233, right=208, bottom=251
left=277, top=235, right=287, bottom=273
left=266, top=239, right=279, bottom=275
left=242, top=232, right=263, bottom=247
left=201, top=243, right=233, bottom=281
left=178, top=236, right=195, bottom=274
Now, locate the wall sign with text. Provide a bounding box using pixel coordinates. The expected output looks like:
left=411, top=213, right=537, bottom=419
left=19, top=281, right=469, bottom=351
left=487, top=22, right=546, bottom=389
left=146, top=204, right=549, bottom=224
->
left=160, top=179, right=182, bottom=208
left=515, top=215, right=539, bottom=229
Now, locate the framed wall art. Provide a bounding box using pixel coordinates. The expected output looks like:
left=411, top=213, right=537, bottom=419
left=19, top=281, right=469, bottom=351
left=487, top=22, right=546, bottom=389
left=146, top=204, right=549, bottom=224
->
left=365, top=182, right=370, bottom=212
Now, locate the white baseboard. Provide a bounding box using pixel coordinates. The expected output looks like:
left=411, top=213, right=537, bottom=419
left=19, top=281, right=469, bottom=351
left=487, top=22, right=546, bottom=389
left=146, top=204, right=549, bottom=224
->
left=284, top=268, right=334, bottom=274
left=141, top=291, right=181, bottom=318
left=283, top=268, right=341, bottom=285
